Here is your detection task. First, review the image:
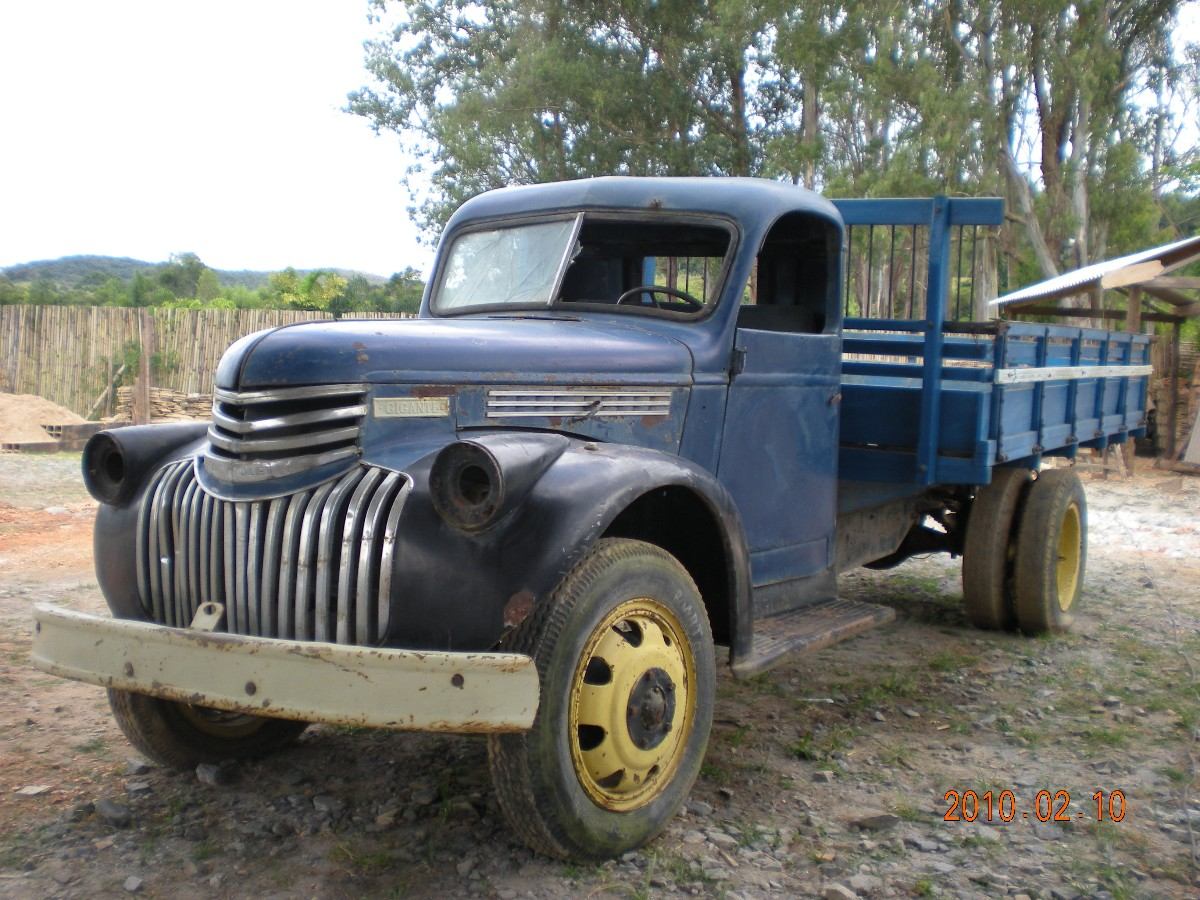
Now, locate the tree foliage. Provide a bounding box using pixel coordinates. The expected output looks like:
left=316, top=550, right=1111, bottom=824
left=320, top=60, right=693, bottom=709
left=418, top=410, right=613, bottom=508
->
left=0, top=255, right=426, bottom=315
left=351, top=0, right=1197, bottom=283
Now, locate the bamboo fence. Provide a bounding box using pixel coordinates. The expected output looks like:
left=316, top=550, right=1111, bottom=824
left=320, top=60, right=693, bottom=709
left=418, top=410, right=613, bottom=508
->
left=0, top=306, right=412, bottom=419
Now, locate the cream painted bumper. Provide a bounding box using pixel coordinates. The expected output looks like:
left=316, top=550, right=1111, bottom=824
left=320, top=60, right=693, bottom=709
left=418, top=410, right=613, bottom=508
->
left=31, top=604, right=539, bottom=733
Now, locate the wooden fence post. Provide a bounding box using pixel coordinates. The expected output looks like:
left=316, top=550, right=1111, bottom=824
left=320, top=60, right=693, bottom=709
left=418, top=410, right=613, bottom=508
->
left=132, top=309, right=155, bottom=425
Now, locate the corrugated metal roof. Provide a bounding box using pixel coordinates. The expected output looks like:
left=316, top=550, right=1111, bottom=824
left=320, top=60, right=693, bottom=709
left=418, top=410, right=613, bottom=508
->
left=991, top=235, right=1200, bottom=308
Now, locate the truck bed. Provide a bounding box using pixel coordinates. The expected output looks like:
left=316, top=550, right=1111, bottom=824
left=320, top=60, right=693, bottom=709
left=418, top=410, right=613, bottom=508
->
left=828, top=197, right=1152, bottom=490
left=838, top=319, right=1151, bottom=486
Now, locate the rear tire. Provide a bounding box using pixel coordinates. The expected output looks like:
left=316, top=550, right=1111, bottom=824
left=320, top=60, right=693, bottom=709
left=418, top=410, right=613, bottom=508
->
left=488, top=538, right=715, bottom=860
left=962, top=467, right=1031, bottom=630
left=1013, top=470, right=1087, bottom=634
left=108, top=689, right=308, bottom=770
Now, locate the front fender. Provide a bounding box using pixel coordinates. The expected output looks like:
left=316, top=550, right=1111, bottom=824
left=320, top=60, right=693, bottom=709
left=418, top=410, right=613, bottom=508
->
left=383, top=437, right=752, bottom=661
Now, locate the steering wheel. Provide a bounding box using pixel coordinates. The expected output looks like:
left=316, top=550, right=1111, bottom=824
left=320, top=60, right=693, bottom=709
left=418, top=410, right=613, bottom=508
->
left=615, top=284, right=704, bottom=311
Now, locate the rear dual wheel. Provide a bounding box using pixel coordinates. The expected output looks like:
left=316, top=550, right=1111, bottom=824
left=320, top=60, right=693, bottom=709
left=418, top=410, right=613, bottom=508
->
left=488, top=538, right=715, bottom=860
left=962, top=467, right=1031, bottom=630
left=1014, top=469, right=1086, bottom=633
left=962, top=468, right=1086, bottom=635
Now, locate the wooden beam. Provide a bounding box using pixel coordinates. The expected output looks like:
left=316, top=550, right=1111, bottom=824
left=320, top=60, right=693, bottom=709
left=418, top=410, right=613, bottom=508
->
left=1099, top=260, right=1164, bottom=289
left=1125, top=286, right=1142, bottom=333
left=1142, top=284, right=1196, bottom=307
left=1009, top=305, right=1183, bottom=324
left=1148, top=276, right=1200, bottom=290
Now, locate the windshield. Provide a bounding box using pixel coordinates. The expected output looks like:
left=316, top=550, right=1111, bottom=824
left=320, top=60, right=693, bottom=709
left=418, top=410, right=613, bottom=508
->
left=432, top=213, right=733, bottom=316
left=436, top=218, right=579, bottom=312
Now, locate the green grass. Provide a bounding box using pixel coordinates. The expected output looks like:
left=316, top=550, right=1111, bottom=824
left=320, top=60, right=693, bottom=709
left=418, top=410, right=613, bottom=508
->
left=1079, top=722, right=1134, bottom=751
left=700, top=762, right=731, bottom=785
left=191, top=841, right=219, bottom=862
left=891, top=799, right=924, bottom=822
left=913, top=877, right=935, bottom=897
left=878, top=744, right=915, bottom=767
left=330, top=841, right=395, bottom=876
left=745, top=672, right=786, bottom=698
left=1159, top=765, right=1194, bottom=786
left=724, top=724, right=752, bottom=748
left=852, top=672, right=918, bottom=711
left=71, top=737, right=107, bottom=755
left=789, top=725, right=856, bottom=762
left=927, top=649, right=979, bottom=672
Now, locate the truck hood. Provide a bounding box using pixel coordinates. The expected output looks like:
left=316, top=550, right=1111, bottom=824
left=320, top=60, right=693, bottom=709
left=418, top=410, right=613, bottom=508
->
left=216, top=316, right=693, bottom=389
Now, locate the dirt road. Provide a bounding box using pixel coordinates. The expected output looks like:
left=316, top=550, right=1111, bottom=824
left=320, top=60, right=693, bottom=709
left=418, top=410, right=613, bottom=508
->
left=1, top=454, right=1197, bottom=899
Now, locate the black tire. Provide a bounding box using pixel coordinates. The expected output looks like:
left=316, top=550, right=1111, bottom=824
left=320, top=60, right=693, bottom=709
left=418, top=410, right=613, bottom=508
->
left=1014, top=469, right=1087, bottom=634
left=108, top=689, right=308, bottom=770
left=962, top=467, right=1032, bottom=630
left=488, top=538, right=715, bottom=860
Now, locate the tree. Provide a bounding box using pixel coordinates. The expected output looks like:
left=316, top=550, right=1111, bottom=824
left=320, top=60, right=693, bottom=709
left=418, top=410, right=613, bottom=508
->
left=0, top=276, right=26, bottom=305
left=196, top=268, right=221, bottom=302
left=156, top=252, right=209, bottom=299
left=352, top=0, right=1195, bottom=298
left=349, top=0, right=781, bottom=235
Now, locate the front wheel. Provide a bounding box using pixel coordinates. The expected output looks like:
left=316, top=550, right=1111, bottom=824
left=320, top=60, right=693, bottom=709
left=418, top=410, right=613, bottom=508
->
left=108, top=689, right=308, bottom=770
left=488, top=538, right=715, bottom=860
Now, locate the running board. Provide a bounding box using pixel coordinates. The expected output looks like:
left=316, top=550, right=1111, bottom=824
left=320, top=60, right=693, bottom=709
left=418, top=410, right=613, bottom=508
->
left=732, top=598, right=896, bottom=677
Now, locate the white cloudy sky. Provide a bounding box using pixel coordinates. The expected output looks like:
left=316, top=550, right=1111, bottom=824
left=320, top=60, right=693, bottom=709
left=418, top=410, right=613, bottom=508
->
left=0, top=1, right=431, bottom=277
left=1, top=3, right=1197, bottom=279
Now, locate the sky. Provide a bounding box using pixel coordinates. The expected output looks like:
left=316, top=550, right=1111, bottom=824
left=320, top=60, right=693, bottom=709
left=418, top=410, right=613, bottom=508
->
left=0, top=2, right=432, bottom=278
left=1, top=4, right=1197, bottom=280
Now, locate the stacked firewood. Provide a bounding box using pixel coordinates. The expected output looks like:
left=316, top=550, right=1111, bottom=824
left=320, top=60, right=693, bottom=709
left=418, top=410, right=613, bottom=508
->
left=114, top=387, right=212, bottom=422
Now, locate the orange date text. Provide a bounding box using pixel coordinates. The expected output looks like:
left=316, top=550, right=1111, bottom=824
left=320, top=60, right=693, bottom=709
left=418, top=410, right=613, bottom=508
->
left=943, top=789, right=1126, bottom=824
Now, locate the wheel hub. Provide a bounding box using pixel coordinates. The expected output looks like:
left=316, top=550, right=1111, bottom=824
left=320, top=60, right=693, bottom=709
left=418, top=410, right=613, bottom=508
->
left=626, top=668, right=676, bottom=750
left=569, top=598, right=696, bottom=811
left=1056, top=501, right=1082, bottom=610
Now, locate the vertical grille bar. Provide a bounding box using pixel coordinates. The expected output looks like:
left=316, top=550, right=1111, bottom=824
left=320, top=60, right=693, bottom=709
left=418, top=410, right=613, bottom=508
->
left=222, top=503, right=237, bottom=633
left=294, top=480, right=336, bottom=642
left=314, top=469, right=366, bottom=643
left=136, top=464, right=172, bottom=626
left=338, top=468, right=384, bottom=644
left=156, top=463, right=189, bottom=627
left=173, top=476, right=197, bottom=628
left=376, top=480, right=411, bottom=641
left=260, top=498, right=287, bottom=638
left=186, top=479, right=204, bottom=617
left=245, top=502, right=263, bottom=637
left=356, top=472, right=402, bottom=645
left=277, top=491, right=310, bottom=639
left=137, top=462, right=406, bottom=646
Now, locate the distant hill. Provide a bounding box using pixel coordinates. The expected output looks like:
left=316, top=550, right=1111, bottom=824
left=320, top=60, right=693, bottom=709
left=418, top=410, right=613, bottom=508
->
left=1, top=255, right=387, bottom=289
left=2, top=256, right=154, bottom=286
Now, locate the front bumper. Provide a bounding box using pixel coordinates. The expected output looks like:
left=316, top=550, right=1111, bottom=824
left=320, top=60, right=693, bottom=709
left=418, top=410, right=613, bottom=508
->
left=31, top=604, right=539, bottom=733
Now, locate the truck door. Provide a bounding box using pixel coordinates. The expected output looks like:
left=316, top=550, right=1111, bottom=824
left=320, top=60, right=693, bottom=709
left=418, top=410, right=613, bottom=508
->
left=717, top=213, right=842, bottom=611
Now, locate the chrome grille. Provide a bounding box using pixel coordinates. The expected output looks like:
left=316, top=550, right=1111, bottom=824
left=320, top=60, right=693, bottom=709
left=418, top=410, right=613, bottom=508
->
left=205, top=384, right=367, bottom=483
left=137, top=460, right=410, bottom=645
left=486, top=387, right=672, bottom=418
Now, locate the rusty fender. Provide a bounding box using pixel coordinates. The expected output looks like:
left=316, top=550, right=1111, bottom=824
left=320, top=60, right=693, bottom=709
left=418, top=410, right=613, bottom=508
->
left=30, top=604, right=539, bottom=733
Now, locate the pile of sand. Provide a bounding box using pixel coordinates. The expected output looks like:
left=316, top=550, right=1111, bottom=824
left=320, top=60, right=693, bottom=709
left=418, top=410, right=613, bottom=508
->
left=0, top=393, right=85, bottom=444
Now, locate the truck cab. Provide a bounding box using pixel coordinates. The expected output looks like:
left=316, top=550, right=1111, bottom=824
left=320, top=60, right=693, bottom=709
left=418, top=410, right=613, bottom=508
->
left=33, top=177, right=1149, bottom=861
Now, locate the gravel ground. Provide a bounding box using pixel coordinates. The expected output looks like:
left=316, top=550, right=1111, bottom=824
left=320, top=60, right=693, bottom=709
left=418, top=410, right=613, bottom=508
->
left=0, top=454, right=1197, bottom=899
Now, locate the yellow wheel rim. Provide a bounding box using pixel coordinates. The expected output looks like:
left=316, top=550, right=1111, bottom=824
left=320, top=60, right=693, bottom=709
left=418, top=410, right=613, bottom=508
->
left=1056, top=502, right=1082, bottom=611
left=176, top=705, right=264, bottom=739
left=569, top=598, right=696, bottom=812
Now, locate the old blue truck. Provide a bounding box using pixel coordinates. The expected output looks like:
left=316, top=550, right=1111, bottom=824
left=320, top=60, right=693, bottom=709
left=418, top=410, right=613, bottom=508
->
left=33, top=178, right=1151, bottom=859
